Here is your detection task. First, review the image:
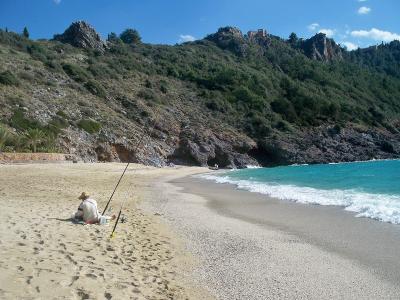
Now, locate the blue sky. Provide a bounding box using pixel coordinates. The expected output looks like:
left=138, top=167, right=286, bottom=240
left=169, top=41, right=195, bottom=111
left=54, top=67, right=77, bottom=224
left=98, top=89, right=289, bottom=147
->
left=0, top=0, right=399, bottom=50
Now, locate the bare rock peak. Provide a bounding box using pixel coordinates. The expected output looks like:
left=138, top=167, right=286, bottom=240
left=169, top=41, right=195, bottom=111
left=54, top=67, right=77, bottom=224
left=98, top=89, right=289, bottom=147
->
left=302, top=33, right=343, bottom=61
left=54, top=21, right=106, bottom=53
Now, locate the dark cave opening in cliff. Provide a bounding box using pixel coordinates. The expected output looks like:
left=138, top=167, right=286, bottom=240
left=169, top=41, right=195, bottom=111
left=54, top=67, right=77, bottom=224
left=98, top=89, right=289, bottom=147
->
left=207, top=154, right=230, bottom=168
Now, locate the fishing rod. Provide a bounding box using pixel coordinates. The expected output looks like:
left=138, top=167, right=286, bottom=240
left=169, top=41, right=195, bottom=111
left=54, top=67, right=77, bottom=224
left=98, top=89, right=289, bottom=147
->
left=102, top=162, right=129, bottom=215
left=109, top=108, right=161, bottom=238
left=101, top=114, right=157, bottom=216
left=110, top=191, right=129, bottom=238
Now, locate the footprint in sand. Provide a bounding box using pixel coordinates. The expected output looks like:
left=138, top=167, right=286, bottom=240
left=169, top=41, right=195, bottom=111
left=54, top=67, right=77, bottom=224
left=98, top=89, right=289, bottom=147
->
left=69, top=275, right=79, bottom=286
left=85, top=273, right=97, bottom=279
left=76, top=289, right=90, bottom=300
left=65, top=254, right=77, bottom=265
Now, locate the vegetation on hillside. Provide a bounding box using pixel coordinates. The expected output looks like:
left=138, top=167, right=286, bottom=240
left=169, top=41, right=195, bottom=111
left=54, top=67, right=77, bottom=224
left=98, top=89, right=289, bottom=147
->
left=0, top=26, right=399, bottom=156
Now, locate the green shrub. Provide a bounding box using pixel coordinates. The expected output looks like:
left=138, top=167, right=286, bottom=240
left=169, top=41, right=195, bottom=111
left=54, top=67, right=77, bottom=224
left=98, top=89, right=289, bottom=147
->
left=144, top=79, right=152, bottom=88
left=25, top=128, right=46, bottom=153
left=205, top=98, right=229, bottom=113
left=84, top=80, right=106, bottom=98
left=160, top=83, right=168, bottom=94
left=10, top=110, right=41, bottom=131
left=47, top=115, right=68, bottom=134
left=18, top=71, right=35, bottom=82
left=120, top=29, right=141, bottom=44
left=271, top=98, right=297, bottom=123
left=87, top=63, right=117, bottom=79
left=0, top=70, right=19, bottom=86
left=245, top=113, right=272, bottom=137
left=62, top=63, right=90, bottom=83
left=56, top=110, right=68, bottom=118
left=0, top=126, right=10, bottom=151
left=9, top=134, right=27, bottom=152
left=274, top=120, right=292, bottom=132
left=77, top=119, right=101, bottom=134
left=27, top=44, right=48, bottom=62
left=138, top=89, right=158, bottom=101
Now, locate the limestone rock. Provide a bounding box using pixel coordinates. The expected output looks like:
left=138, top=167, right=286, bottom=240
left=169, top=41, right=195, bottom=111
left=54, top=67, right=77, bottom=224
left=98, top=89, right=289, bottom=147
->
left=54, top=21, right=106, bottom=53
left=301, top=33, right=343, bottom=61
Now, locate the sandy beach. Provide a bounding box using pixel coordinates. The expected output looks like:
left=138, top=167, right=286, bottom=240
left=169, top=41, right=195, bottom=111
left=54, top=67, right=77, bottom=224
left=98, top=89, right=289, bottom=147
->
left=144, top=174, right=400, bottom=299
left=0, top=163, right=210, bottom=300
left=1, top=163, right=400, bottom=300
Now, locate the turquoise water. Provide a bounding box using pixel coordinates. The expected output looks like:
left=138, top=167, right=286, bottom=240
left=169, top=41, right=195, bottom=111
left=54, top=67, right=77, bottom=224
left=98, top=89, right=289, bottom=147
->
left=201, top=160, right=400, bottom=224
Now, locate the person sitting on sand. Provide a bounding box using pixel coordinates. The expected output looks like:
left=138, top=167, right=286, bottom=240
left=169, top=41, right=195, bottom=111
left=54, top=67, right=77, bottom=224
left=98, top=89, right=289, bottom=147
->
left=74, top=192, right=115, bottom=224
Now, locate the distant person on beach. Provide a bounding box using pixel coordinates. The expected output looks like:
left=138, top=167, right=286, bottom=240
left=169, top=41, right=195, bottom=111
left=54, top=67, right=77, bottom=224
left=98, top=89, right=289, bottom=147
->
left=74, top=192, right=115, bottom=224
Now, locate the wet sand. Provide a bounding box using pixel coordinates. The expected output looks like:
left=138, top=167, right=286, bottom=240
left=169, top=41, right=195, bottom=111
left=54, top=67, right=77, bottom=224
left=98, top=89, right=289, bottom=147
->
left=143, top=174, right=400, bottom=299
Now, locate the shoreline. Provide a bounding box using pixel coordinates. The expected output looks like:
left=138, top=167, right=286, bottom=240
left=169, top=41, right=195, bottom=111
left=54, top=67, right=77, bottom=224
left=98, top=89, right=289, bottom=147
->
left=181, top=177, right=400, bottom=283
left=2, top=162, right=400, bottom=299
left=142, top=173, right=400, bottom=299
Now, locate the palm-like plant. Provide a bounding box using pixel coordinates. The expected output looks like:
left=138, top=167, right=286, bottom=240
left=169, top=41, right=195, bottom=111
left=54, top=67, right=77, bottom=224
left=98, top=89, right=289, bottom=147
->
left=0, top=126, right=10, bottom=152
left=12, top=135, right=27, bottom=152
left=25, top=128, right=45, bottom=153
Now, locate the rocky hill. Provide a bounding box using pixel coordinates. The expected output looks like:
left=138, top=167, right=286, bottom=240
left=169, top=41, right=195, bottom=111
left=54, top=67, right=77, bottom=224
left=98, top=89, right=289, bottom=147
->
left=0, top=22, right=399, bottom=167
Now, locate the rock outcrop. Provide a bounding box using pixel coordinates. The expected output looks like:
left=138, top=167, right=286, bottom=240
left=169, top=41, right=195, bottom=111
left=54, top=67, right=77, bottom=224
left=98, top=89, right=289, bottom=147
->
left=301, top=33, right=343, bottom=61
left=258, top=125, right=400, bottom=165
left=54, top=21, right=106, bottom=53
left=167, top=127, right=259, bottom=168
left=206, top=27, right=272, bottom=56
left=205, top=27, right=249, bottom=56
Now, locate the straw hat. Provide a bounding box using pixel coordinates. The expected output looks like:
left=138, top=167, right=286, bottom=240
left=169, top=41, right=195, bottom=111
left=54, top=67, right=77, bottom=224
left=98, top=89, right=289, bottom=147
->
left=78, top=192, right=90, bottom=200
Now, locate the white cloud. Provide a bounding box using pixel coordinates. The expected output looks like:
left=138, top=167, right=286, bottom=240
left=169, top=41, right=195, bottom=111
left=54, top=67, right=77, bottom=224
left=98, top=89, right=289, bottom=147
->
left=318, top=28, right=336, bottom=37
left=358, top=0, right=367, bottom=2
left=351, top=28, right=400, bottom=42
left=53, top=0, right=61, bottom=4
left=178, top=34, right=196, bottom=43
left=358, top=6, right=371, bottom=14
left=342, top=41, right=358, bottom=51
left=307, top=23, right=320, bottom=31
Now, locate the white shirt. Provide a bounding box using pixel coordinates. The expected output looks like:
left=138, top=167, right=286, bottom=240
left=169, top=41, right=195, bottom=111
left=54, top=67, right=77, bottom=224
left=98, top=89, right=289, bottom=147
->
left=78, top=198, right=99, bottom=223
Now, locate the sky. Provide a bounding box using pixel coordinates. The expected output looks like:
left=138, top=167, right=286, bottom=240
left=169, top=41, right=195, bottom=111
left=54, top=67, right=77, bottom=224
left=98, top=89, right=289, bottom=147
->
left=0, top=0, right=399, bottom=50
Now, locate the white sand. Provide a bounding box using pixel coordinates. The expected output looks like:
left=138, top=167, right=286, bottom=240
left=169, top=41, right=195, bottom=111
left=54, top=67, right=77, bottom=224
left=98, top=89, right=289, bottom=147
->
left=0, top=163, right=210, bottom=300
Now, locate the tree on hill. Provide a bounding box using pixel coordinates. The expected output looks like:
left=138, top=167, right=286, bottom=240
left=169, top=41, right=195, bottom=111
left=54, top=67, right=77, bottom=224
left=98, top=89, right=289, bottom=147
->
left=288, top=32, right=298, bottom=46
left=22, top=26, right=29, bottom=39
left=120, top=28, right=141, bottom=44
left=107, top=32, right=120, bottom=43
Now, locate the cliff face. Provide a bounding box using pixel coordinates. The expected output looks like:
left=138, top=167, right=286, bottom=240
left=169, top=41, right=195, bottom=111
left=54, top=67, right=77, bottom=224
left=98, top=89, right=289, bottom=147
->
left=1, top=23, right=400, bottom=167
left=300, top=33, right=343, bottom=61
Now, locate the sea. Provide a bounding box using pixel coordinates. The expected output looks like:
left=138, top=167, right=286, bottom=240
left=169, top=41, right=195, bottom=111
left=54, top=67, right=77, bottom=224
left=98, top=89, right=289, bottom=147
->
left=200, top=159, right=400, bottom=224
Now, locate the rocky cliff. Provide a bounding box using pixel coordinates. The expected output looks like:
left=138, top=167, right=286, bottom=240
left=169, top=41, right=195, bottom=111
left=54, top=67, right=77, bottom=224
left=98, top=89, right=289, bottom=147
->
left=300, top=33, right=343, bottom=61
left=53, top=21, right=107, bottom=53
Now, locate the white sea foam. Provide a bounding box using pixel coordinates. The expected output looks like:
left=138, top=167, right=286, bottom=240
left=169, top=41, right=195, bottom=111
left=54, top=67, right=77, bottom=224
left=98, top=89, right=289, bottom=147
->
left=246, top=165, right=262, bottom=169
left=198, top=174, right=400, bottom=224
